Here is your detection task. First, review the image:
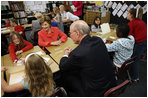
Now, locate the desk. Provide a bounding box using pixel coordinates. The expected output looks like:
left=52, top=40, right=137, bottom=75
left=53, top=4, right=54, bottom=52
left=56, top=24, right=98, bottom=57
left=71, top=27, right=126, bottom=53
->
left=1, top=24, right=32, bottom=34
left=90, top=30, right=119, bottom=41
left=1, top=56, right=4, bottom=96
left=2, top=46, right=59, bottom=85
left=46, top=38, right=78, bottom=64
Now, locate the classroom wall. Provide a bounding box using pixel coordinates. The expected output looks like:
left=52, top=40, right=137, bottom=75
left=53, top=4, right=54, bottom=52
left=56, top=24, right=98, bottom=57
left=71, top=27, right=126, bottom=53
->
left=109, top=1, right=147, bottom=24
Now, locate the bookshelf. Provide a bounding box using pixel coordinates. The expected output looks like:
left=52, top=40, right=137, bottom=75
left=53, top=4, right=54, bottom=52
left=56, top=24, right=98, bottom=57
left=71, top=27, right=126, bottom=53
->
left=1, top=5, right=14, bottom=19
left=9, top=1, right=28, bottom=25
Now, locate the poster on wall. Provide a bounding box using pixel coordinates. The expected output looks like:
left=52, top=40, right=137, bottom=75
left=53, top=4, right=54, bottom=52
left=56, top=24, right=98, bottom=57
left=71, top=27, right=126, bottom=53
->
left=127, top=4, right=134, bottom=11
left=123, top=10, right=128, bottom=19
left=143, top=4, right=147, bottom=14
left=117, top=10, right=123, bottom=17
left=112, top=9, right=118, bottom=16
left=116, top=3, right=122, bottom=10
left=112, top=2, right=117, bottom=9
left=121, top=3, right=128, bottom=12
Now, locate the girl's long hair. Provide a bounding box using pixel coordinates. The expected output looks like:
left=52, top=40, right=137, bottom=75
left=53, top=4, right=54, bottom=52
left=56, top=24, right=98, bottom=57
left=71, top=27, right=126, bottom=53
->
left=128, top=8, right=143, bottom=19
left=93, top=16, right=101, bottom=28
left=9, top=31, right=25, bottom=50
left=24, top=54, right=55, bottom=97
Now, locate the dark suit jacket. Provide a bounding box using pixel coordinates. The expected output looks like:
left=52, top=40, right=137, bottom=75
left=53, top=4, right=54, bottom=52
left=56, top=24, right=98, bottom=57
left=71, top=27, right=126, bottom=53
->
left=59, top=35, right=116, bottom=97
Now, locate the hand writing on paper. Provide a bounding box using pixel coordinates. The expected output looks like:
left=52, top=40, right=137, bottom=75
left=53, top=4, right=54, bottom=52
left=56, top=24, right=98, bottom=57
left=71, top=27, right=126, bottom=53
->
left=16, top=50, right=23, bottom=55
left=64, top=47, right=72, bottom=56
left=1, top=67, right=7, bottom=72
left=51, top=40, right=62, bottom=46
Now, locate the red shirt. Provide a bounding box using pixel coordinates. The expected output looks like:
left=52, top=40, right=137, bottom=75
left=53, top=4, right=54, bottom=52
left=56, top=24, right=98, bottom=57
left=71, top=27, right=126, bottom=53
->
left=14, top=25, right=24, bottom=37
left=9, top=40, right=33, bottom=61
left=38, top=27, right=67, bottom=47
left=128, top=18, right=147, bottom=43
left=72, top=1, right=83, bottom=16
left=5, top=24, right=11, bottom=27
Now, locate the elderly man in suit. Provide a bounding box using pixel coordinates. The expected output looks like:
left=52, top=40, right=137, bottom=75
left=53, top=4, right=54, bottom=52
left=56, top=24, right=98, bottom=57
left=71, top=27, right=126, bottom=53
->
left=59, top=20, right=116, bottom=97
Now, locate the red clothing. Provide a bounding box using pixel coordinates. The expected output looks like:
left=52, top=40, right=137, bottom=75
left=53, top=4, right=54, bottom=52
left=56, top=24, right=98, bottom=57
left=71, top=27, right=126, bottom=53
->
left=38, top=27, right=67, bottom=47
left=9, top=40, right=33, bottom=62
left=5, top=24, right=11, bottom=27
left=72, top=1, right=83, bottom=16
left=14, top=25, right=25, bottom=37
left=128, top=18, right=147, bottom=43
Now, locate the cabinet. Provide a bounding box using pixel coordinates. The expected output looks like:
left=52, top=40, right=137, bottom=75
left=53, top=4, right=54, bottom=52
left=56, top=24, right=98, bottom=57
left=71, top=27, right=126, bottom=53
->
left=9, top=1, right=28, bottom=25
left=85, top=10, right=110, bottom=25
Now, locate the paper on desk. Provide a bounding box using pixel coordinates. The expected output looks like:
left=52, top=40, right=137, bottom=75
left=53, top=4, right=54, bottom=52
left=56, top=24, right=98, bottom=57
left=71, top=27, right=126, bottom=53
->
left=1, top=28, right=7, bottom=30
left=35, top=51, right=43, bottom=56
left=100, top=23, right=111, bottom=34
left=109, top=36, right=116, bottom=39
left=102, top=39, right=107, bottom=43
left=42, top=57, right=50, bottom=63
left=2, top=29, right=10, bottom=33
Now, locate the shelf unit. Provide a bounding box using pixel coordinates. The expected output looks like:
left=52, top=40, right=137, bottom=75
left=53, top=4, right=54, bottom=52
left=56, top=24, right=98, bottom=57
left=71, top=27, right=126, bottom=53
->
left=9, top=1, right=28, bottom=25
left=1, top=5, right=14, bottom=19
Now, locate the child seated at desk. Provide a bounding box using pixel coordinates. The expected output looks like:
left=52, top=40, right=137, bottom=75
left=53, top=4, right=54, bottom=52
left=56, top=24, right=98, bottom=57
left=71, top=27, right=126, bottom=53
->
left=10, top=19, right=25, bottom=37
left=1, top=53, right=55, bottom=97
left=91, top=16, right=101, bottom=33
left=38, top=15, right=67, bottom=47
left=106, top=24, right=135, bottom=68
left=4, top=19, right=11, bottom=27
left=9, top=31, right=33, bottom=63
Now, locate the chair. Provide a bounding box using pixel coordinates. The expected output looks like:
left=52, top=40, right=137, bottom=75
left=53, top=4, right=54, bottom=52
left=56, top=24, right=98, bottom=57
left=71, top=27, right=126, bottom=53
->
left=115, top=56, right=137, bottom=81
left=49, top=87, right=67, bottom=97
left=104, top=80, right=130, bottom=97
left=33, top=30, right=40, bottom=46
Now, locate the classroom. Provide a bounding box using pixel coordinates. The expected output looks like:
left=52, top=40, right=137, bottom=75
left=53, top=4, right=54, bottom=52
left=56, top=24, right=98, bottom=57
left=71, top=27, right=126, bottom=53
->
left=1, top=1, right=147, bottom=97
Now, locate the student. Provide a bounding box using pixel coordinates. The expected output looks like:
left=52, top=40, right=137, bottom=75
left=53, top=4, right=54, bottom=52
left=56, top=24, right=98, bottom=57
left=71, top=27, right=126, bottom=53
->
left=10, top=19, right=25, bottom=37
left=59, top=20, right=116, bottom=96
left=9, top=31, right=33, bottom=63
left=38, top=15, right=67, bottom=47
left=106, top=24, right=135, bottom=68
left=53, top=7, right=64, bottom=32
left=127, top=8, right=147, bottom=82
left=91, top=16, right=101, bottom=33
left=59, top=5, right=79, bottom=22
left=4, top=19, right=11, bottom=27
left=30, top=12, right=43, bottom=41
left=1, top=53, right=55, bottom=97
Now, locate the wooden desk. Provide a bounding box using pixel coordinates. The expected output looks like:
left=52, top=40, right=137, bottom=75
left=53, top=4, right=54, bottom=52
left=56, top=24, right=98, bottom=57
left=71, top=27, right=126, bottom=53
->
left=46, top=38, right=78, bottom=64
left=90, top=30, right=119, bottom=41
left=1, top=56, right=4, bottom=96
left=1, top=24, right=32, bottom=34
left=2, top=46, right=59, bottom=85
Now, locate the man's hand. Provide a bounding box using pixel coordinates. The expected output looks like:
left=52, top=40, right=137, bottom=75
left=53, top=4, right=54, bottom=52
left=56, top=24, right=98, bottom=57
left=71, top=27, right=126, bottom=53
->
left=51, top=40, right=62, bottom=46
left=64, top=47, right=72, bottom=56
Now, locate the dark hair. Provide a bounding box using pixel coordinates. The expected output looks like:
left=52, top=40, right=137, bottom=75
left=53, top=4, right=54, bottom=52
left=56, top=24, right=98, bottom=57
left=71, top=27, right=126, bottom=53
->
left=116, top=24, right=130, bottom=38
left=10, top=19, right=17, bottom=24
left=40, top=15, right=51, bottom=25
left=93, top=16, right=101, bottom=28
left=9, top=31, right=26, bottom=50
left=128, top=8, right=143, bottom=19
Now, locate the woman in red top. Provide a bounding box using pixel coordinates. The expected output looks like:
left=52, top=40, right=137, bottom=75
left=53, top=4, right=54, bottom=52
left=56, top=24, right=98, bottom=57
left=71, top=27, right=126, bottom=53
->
left=72, top=1, right=83, bottom=19
left=38, top=15, right=67, bottom=47
left=10, top=19, right=25, bottom=37
left=127, top=8, right=147, bottom=82
left=9, top=31, right=33, bottom=63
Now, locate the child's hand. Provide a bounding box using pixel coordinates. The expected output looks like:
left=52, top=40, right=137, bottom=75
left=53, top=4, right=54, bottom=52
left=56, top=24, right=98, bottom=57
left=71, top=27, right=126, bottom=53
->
left=16, top=50, right=23, bottom=55
left=1, top=67, right=7, bottom=72
left=51, top=40, right=62, bottom=46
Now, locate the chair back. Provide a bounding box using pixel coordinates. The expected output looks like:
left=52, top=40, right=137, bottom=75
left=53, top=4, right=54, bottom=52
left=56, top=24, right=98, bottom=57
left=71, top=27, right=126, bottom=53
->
left=33, top=30, right=40, bottom=45
left=104, top=80, right=130, bottom=97
left=49, top=87, right=67, bottom=97
left=115, top=56, right=136, bottom=76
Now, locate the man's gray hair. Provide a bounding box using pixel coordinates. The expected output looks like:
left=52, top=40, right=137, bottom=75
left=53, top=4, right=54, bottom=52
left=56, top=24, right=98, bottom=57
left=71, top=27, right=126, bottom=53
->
left=73, top=22, right=90, bottom=35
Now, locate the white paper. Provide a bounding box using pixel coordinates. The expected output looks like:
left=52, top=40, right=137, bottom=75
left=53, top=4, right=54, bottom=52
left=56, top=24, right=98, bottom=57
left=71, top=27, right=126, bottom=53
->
left=100, top=23, right=111, bottom=34
left=42, top=57, right=50, bottom=63
left=143, top=4, right=147, bottom=14
left=1, top=28, right=7, bottom=30
left=35, top=1, right=42, bottom=5
left=109, top=36, right=116, bottom=39
left=35, top=51, right=43, bottom=55
left=107, top=1, right=113, bottom=8
left=121, top=3, right=128, bottom=12
left=52, top=4, right=56, bottom=8
left=112, top=9, right=118, bottom=16
left=117, top=10, right=123, bottom=17
left=123, top=11, right=128, bottom=19
left=116, top=3, right=122, bottom=10
left=104, top=1, right=109, bottom=7
left=135, top=4, right=141, bottom=9
left=112, top=2, right=117, bottom=9
left=2, top=29, right=10, bottom=33
left=127, top=4, right=134, bottom=11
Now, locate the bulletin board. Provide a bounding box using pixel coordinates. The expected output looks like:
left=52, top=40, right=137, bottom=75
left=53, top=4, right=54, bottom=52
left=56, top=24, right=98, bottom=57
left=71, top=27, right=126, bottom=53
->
left=104, top=1, right=147, bottom=24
